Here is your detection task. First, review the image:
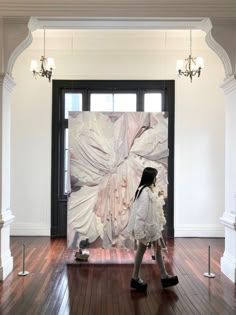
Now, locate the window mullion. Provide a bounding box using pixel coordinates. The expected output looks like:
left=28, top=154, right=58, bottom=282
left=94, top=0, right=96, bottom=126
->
left=137, top=89, right=143, bottom=111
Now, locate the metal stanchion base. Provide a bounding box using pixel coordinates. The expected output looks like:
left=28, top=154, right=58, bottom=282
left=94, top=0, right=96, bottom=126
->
left=18, top=271, right=29, bottom=276
left=204, top=272, right=215, bottom=278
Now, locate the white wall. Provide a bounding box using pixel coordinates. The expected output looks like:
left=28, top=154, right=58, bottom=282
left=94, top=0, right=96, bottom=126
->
left=10, top=29, right=226, bottom=236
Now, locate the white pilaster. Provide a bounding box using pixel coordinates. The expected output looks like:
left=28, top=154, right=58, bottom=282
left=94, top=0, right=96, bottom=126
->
left=0, top=74, right=15, bottom=280
left=220, top=75, right=236, bottom=282
left=0, top=16, right=32, bottom=280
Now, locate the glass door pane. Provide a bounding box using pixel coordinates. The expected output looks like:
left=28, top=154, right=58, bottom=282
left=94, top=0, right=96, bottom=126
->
left=65, top=93, right=82, bottom=118
left=64, top=93, right=82, bottom=194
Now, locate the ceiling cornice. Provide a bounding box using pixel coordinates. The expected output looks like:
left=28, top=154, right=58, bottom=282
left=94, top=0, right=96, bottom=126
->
left=33, top=17, right=209, bottom=30
left=0, top=1, right=235, bottom=18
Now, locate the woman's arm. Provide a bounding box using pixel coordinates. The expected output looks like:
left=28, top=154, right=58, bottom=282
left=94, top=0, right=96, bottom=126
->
left=134, top=188, right=149, bottom=239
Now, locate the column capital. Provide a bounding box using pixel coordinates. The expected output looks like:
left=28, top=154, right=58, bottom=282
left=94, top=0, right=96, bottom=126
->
left=220, top=212, right=236, bottom=230
left=0, top=73, right=16, bottom=92
left=221, top=75, right=236, bottom=94
left=0, top=209, right=15, bottom=228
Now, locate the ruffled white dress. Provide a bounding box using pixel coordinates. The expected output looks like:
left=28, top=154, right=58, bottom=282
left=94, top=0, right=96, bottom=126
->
left=127, top=186, right=166, bottom=245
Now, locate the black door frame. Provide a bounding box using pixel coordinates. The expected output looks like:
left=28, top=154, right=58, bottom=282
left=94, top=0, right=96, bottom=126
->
left=51, top=80, right=175, bottom=237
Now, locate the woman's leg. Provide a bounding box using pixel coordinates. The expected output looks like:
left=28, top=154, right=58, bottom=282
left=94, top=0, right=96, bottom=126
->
left=132, top=241, right=147, bottom=280
left=153, top=239, right=179, bottom=288
left=153, top=239, right=168, bottom=278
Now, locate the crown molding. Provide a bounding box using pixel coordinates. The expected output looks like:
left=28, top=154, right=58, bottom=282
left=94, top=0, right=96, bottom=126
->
left=3, top=16, right=30, bottom=24
left=30, top=17, right=210, bottom=30
left=210, top=17, right=236, bottom=26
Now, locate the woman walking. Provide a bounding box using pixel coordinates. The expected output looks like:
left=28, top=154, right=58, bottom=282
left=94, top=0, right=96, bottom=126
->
left=128, top=167, right=178, bottom=291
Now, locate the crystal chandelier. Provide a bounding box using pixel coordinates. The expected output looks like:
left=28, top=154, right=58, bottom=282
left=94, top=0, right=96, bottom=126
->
left=30, top=29, right=55, bottom=82
left=176, top=30, right=204, bottom=82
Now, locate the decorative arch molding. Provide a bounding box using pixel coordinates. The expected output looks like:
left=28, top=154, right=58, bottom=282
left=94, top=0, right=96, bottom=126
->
left=2, top=17, right=33, bottom=75
left=28, top=16, right=234, bottom=79
left=4, top=16, right=235, bottom=88
left=205, top=29, right=232, bottom=79
left=7, top=30, right=32, bottom=74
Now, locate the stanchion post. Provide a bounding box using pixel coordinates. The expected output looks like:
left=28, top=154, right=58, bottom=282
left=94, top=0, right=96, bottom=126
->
left=18, top=244, right=29, bottom=276
left=204, top=245, right=215, bottom=278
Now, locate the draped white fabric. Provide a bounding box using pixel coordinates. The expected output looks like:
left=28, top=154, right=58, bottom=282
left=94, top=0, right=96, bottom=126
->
left=68, top=112, right=168, bottom=248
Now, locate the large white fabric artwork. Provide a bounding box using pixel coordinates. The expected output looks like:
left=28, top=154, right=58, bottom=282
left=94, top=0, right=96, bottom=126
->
left=68, top=112, right=169, bottom=249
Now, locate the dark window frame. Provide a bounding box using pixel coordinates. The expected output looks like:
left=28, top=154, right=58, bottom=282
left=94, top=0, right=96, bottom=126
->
left=51, top=80, right=175, bottom=237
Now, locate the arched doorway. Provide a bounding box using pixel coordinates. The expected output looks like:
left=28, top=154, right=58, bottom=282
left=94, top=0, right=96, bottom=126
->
left=2, top=16, right=235, bottom=282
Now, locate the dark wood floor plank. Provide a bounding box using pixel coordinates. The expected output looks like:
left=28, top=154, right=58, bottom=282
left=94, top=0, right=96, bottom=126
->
left=57, top=286, right=70, bottom=315
left=0, top=237, right=236, bottom=315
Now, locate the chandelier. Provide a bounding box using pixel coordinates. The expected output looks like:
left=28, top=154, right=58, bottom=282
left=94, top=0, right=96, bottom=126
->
left=176, top=30, right=204, bottom=82
left=30, top=29, right=55, bottom=82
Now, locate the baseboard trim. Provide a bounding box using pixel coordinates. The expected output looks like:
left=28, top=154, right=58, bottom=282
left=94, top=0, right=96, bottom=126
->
left=0, top=255, right=13, bottom=281
left=10, top=222, right=50, bottom=236
left=175, top=224, right=225, bottom=237
left=221, top=253, right=236, bottom=283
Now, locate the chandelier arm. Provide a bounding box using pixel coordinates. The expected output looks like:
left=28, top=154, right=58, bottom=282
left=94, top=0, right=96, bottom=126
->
left=180, top=71, right=190, bottom=77
left=44, top=29, right=46, bottom=58
left=190, top=30, right=192, bottom=56
left=40, top=57, right=46, bottom=77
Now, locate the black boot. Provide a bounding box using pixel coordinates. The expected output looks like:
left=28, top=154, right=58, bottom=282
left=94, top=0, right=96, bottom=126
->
left=161, top=275, right=179, bottom=288
left=130, top=278, right=147, bottom=292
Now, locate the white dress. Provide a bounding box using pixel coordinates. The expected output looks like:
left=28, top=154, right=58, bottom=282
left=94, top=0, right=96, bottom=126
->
left=127, top=186, right=166, bottom=244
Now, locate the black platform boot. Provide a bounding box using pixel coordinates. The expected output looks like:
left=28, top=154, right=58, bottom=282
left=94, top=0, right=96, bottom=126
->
left=161, top=275, right=179, bottom=288
left=130, top=278, right=148, bottom=292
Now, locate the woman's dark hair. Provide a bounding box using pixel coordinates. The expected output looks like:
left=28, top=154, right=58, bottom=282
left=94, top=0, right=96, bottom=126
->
left=134, top=167, right=158, bottom=200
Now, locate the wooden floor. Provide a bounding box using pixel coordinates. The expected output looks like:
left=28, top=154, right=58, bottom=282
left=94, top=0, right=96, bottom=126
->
left=0, top=237, right=235, bottom=315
